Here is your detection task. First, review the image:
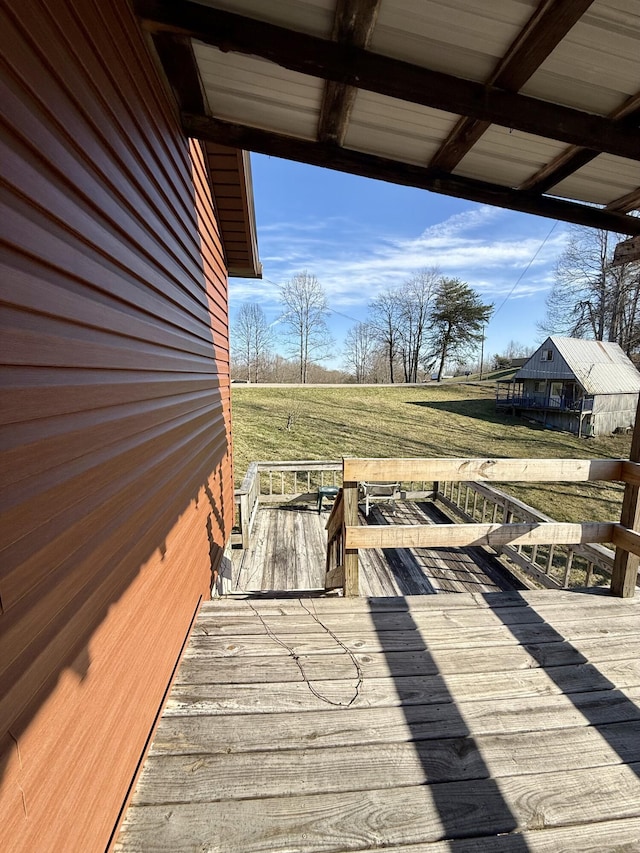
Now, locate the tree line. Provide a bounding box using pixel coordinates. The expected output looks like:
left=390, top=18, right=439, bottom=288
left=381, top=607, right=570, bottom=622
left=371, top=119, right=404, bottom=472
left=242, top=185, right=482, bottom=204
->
left=233, top=269, right=492, bottom=383
left=232, top=226, right=640, bottom=384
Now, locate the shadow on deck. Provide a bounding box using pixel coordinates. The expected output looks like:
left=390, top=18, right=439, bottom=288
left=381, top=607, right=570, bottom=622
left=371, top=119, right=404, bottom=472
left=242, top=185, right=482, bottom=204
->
left=230, top=499, right=527, bottom=597
left=116, top=588, right=640, bottom=851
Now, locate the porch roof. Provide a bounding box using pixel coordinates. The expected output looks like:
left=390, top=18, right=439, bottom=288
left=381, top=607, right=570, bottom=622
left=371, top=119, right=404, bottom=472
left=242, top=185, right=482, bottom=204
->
left=134, top=0, right=640, bottom=234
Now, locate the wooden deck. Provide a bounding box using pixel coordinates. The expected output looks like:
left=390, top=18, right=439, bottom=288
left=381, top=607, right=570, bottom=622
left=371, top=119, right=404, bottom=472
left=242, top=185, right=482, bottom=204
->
left=231, top=500, right=526, bottom=596
left=116, top=588, right=640, bottom=852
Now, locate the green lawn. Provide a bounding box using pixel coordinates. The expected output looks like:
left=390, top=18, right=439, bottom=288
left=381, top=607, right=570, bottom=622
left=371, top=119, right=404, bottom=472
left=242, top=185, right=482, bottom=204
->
left=231, top=383, right=632, bottom=524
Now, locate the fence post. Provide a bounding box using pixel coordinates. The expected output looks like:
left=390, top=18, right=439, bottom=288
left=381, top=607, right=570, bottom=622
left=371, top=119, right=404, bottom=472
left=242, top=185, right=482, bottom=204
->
left=343, top=479, right=359, bottom=597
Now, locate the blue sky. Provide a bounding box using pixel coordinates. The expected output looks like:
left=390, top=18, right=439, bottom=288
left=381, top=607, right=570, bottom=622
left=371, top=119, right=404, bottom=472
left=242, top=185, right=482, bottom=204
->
left=229, top=153, right=571, bottom=369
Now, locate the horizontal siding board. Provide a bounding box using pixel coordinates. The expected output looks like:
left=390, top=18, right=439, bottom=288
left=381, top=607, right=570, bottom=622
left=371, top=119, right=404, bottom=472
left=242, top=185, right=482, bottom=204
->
left=0, top=447, right=225, bottom=732
left=0, top=307, right=228, bottom=372
left=0, top=191, right=214, bottom=331
left=4, top=2, right=200, bottom=249
left=0, top=369, right=222, bottom=424
left=1, top=388, right=224, bottom=488
left=1, top=263, right=221, bottom=359
left=1, top=0, right=234, bottom=849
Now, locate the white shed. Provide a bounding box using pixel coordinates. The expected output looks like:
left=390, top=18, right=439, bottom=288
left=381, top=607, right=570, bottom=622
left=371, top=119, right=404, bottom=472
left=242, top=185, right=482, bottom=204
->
left=496, top=337, right=640, bottom=436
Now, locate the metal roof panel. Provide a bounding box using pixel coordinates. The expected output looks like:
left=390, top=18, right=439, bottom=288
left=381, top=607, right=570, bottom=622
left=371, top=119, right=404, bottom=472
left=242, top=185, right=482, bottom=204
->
left=516, top=337, right=640, bottom=394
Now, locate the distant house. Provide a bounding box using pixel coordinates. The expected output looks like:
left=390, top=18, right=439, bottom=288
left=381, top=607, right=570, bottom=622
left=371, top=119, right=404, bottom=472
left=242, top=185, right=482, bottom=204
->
left=496, top=337, right=640, bottom=436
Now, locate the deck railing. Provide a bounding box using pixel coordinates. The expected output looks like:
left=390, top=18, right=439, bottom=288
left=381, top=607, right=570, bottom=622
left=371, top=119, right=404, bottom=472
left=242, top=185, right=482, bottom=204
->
left=436, top=479, right=614, bottom=589
left=327, top=457, right=640, bottom=597
left=234, top=460, right=342, bottom=548
left=495, top=392, right=593, bottom=412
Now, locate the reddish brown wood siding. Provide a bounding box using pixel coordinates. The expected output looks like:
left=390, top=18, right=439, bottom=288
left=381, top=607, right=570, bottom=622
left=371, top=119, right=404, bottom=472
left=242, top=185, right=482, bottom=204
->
left=0, top=1, right=233, bottom=849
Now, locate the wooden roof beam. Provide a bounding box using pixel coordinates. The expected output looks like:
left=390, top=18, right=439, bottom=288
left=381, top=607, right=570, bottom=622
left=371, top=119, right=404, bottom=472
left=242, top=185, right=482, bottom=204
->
left=134, top=0, right=640, bottom=163
left=607, top=188, right=640, bottom=215
left=429, top=0, right=595, bottom=173
left=318, top=0, right=381, bottom=145
left=520, top=92, right=640, bottom=194
left=150, top=31, right=207, bottom=114
left=182, top=113, right=640, bottom=236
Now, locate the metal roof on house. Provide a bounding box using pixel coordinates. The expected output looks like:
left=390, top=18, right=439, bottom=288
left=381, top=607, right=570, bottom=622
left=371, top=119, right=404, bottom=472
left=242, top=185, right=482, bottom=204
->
left=515, top=336, right=640, bottom=394
left=135, top=0, right=640, bottom=235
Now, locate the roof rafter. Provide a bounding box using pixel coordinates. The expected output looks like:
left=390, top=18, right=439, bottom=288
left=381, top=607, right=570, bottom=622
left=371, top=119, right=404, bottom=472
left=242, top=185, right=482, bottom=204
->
left=520, top=92, right=640, bottom=195
left=607, top=188, right=640, bottom=215
left=182, top=112, right=640, bottom=236
left=134, top=0, right=640, bottom=163
left=318, top=0, right=381, bottom=145
left=429, top=0, right=595, bottom=173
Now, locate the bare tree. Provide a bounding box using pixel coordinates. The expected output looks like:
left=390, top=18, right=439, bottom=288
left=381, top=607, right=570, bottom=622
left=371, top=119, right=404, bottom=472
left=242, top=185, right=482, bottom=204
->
left=369, top=288, right=403, bottom=383
left=398, top=268, right=438, bottom=383
left=343, top=322, right=377, bottom=383
left=232, top=302, right=273, bottom=382
left=279, top=271, right=333, bottom=383
left=540, top=226, right=640, bottom=354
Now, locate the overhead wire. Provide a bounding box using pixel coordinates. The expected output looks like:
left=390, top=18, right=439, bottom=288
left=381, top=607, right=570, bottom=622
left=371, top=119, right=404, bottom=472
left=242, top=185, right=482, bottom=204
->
left=492, top=220, right=559, bottom=318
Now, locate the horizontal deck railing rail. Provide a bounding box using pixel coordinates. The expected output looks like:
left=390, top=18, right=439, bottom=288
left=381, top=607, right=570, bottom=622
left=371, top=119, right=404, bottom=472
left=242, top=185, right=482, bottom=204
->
left=234, top=460, right=343, bottom=548
left=332, top=457, right=640, bottom=598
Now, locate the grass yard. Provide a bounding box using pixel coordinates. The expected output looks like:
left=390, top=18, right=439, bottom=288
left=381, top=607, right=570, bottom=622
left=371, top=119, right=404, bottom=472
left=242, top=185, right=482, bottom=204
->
left=231, top=382, right=632, bottom=525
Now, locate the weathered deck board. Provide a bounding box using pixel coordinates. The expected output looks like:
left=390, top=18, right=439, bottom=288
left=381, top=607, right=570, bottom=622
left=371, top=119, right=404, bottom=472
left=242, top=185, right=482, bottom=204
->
left=150, top=685, right=640, bottom=756
left=192, top=599, right=639, bottom=637
left=119, top=767, right=640, bottom=851
left=233, top=505, right=328, bottom=592
left=117, top=591, right=640, bottom=852
left=177, top=635, right=640, bottom=687
left=136, top=720, right=640, bottom=804
left=231, top=500, right=524, bottom=595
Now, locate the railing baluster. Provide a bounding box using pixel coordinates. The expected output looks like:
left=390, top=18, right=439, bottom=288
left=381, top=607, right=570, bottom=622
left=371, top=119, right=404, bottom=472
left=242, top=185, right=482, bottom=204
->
left=586, top=561, right=594, bottom=586
left=563, top=548, right=574, bottom=588
left=545, top=544, right=555, bottom=575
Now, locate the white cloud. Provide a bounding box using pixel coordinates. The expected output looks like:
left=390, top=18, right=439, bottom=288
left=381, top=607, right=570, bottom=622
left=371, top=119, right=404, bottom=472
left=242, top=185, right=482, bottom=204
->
left=229, top=206, right=568, bottom=353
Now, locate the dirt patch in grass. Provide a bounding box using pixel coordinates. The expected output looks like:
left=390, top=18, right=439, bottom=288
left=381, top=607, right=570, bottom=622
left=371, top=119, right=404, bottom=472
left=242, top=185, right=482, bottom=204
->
left=231, top=383, right=631, bottom=524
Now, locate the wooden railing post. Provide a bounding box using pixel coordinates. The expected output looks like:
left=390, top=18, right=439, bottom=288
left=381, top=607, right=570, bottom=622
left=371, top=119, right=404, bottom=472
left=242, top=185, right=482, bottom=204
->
left=612, top=397, right=640, bottom=596
left=240, top=491, right=250, bottom=549
left=343, top=479, right=359, bottom=596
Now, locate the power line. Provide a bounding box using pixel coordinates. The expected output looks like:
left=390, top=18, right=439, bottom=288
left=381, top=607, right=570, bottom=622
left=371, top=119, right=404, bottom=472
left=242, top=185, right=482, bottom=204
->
left=492, top=220, right=559, bottom=318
